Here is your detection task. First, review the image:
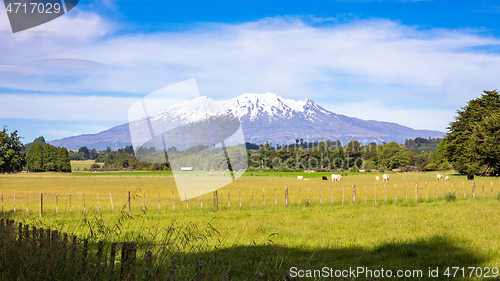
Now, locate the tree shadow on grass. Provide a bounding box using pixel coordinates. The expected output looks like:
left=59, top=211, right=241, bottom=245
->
left=177, top=235, right=495, bottom=280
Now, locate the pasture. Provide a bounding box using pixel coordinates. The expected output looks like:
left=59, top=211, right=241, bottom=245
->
left=70, top=160, right=104, bottom=171
left=1, top=171, right=500, bottom=279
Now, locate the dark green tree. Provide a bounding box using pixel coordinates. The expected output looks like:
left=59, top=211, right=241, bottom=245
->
left=26, top=142, right=44, bottom=172
left=78, top=146, right=90, bottom=159
left=43, top=144, right=58, bottom=172
left=57, top=147, right=72, bottom=172
left=24, top=136, right=46, bottom=153
left=0, top=126, right=26, bottom=173
left=442, top=90, right=500, bottom=175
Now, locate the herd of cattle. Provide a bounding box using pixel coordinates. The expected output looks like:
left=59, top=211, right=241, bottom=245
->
left=297, top=173, right=463, bottom=181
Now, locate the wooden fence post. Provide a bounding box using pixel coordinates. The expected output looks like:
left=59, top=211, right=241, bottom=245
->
left=228, top=190, right=231, bottom=209
left=96, top=193, right=99, bottom=213
left=239, top=189, right=241, bottom=210
left=26, top=194, right=28, bottom=214
left=352, top=185, right=356, bottom=204
left=435, top=183, right=438, bottom=201
left=83, top=193, right=86, bottom=212
left=127, top=191, right=130, bottom=212
left=415, top=183, right=418, bottom=204
left=184, top=192, right=188, bottom=210
left=445, top=182, right=447, bottom=194
left=384, top=184, right=387, bottom=204
left=395, top=184, right=397, bottom=204
left=482, top=182, right=485, bottom=199
left=491, top=182, right=493, bottom=199
left=285, top=187, right=288, bottom=207
left=262, top=188, right=265, bottom=209
left=158, top=191, right=161, bottom=214
left=109, top=193, right=114, bottom=212
left=454, top=183, right=457, bottom=195
left=308, top=186, right=311, bottom=202
left=214, top=190, right=218, bottom=211
left=172, top=191, right=175, bottom=212
left=274, top=188, right=277, bottom=207
left=320, top=187, right=322, bottom=205
left=143, top=191, right=146, bottom=211
left=69, top=194, right=72, bottom=212
left=121, top=242, right=137, bottom=280
left=472, top=182, right=475, bottom=199
left=56, top=193, right=59, bottom=215
left=298, top=187, right=301, bottom=206
left=330, top=186, right=333, bottom=205
left=425, top=182, right=428, bottom=202
left=463, top=182, right=466, bottom=199
left=364, top=185, right=367, bottom=204
left=109, top=242, right=117, bottom=276
left=405, top=183, right=407, bottom=204
left=200, top=192, right=203, bottom=212
left=1, top=194, right=3, bottom=214
left=39, top=193, right=43, bottom=217
left=374, top=185, right=377, bottom=204
left=13, top=194, right=15, bottom=213
left=251, top=188, right=253, bottom=209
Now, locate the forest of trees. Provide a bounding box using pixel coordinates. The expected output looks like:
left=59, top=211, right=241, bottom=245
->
left=25, top=142, right=71, bottom=172
left=0, top=127, right=25, bottom=173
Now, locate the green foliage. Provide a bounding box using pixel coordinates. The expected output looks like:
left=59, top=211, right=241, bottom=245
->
left=23, top=136, right=46, bottom=153
left=26, top=142, right=44, bottom=172
left=443, top=90, right=500, bottom=175
left=0, top=126, right=26, bottom=173
left=423, top=163, right=438, bottom=171
left=89, top=163, right=100, bottom=169
left=445, top=192, right=456, bottom=202
left=57, top=147, right=72, bottom=172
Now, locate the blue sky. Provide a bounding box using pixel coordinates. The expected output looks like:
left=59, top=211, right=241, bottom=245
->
left=1, top=0, right=500, bottom=144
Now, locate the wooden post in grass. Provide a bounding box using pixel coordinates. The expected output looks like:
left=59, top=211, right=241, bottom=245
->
left=251, top=188, right=253, bottom=209
left=472, top=182, right=475, bottom=199
left=415, top=183, right=418, bottom=204
left=143, top=191, right=146, bottom=211
left=425, top=182, right=428, bottom=202
left=158, top=191, right=161, bottom=214
left=121, top=242, right=137, bottom=280
left=1, top=194, right=3, bottom=214
left=374, top=185, right=377, bottom=204
left=109, top=193, right=114, bottom=212
left=110, top=242, right=117, bottom=276
left=364, top=185, right=367, bottom=204
left=200, top=192, right=203, bottom=212
left=384, top=184, right=387, bottom=204
left=330, top=186, right=333, bottom=205
left=96, top=193, right=99, bottom=213
left=69, top=194, right=71, bottom=212
left=185, top=192, right=188, bottom=210
left=214, top=190, right=218, bottom=211
left=482, top=182, right=485, bottom=199
left=274, top=188, right=277, bottom=207
left=239, top=189, right=241, bottom=210
left=228, top=190, right=231, bottom=209
left=262, top=188, right=265, bottom=209
left=298, top=187, right=301, bottom=206
left=352, top=185, right=356, bottom=204
left=56, top=193, right=59, bottom=215
left=435, top=183, right=438, bottom=201
left=394, top=184, right=397, bottom=204
left=405, top=183, right=407, bottom=204
left=83, top=193, right=86, bottom=212
left=445, top=182, right=447, bottom=194
left=39, top=193, right=43, bottom=217
left=127, top=191, right=130, bottom=212
left=172, top=191, right=175, bottom=211
left=454, top=183, right=457, bottom=195
left=13, top=194, right=15, bottom=213
left=308, top=186, right=311, bottom=203
left=491, top=182, right=493, bottom=199
left=26, top=194, right=28, bottom=214
left=320, top=187, right=322, bottom=205
left=285, top=187, right=288, bottom=207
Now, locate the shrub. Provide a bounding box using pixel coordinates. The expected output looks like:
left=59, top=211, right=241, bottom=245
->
left=445, top=192, right=456, bottom=202
left=89, top=163, right=100, bottom=170
left=423, top=163, right=438, bottom=171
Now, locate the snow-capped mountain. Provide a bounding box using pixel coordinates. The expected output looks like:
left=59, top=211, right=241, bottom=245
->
left=49, top=93, right=444, bottom=150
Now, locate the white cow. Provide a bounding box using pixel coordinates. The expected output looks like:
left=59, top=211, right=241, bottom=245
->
left=436, top=174, right=443, bottom=180
left=444, top=176, right=449, bottom=181
left=297, top=176, right=303, bottom=180
left=375, top=176, right=380, bottom=181
left=331, top=174, right=342, bottom=181
left=383, top=174, right=390, bottom=181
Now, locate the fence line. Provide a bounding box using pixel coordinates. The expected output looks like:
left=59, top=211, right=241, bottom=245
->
left=0, top=182, right=498, bottom=216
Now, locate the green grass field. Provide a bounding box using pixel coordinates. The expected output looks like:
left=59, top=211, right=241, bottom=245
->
left=1, top=171, right=500, bottom=279
left=70, top=160, right=105, bottom=171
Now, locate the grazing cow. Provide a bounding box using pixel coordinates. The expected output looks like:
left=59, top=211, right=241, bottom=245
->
left=444, top=176, right=449, bottom=181
left=436, top=174, right=443, bottom=180
left=331, top=174, right=342, bottom=181
left=467, top=173, right=474, bottom=180
left=375, top=176, right=380, bottom=181
left=322, top=176, right=328, bottom=180
left=383, top=174, right=390, bottom=181
left=297, top=176, right=303, bottom=180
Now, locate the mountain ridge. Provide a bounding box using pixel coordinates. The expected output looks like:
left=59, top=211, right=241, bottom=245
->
left=49, top=93, right=444, bottom=150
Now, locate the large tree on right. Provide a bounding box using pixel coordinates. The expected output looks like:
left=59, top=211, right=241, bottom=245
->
left=443, top=90, right=500, bottom=175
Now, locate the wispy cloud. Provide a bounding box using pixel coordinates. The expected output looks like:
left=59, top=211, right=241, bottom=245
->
left=1, top=12, right=499, bottom=132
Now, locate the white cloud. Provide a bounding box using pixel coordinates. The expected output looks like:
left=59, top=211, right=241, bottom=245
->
left=0, top=94, right=136, bottom=121
left=1, top=14, right=500, bottom=132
